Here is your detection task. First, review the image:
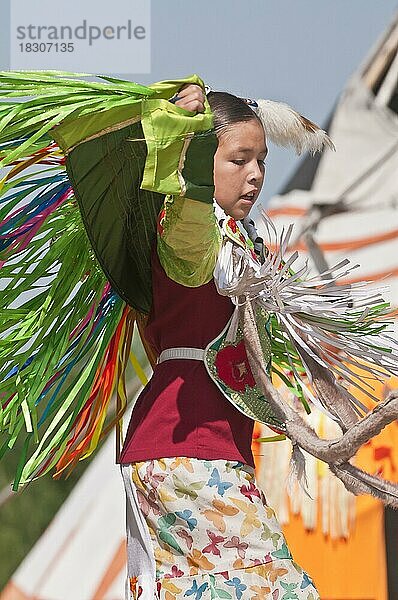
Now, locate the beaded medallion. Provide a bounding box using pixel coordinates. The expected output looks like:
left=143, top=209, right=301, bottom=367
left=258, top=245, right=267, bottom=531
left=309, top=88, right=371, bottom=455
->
left=204, top=306, right=286, bottom=432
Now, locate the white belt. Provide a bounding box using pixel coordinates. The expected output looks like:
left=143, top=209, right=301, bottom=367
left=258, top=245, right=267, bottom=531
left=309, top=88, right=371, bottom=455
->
left=157, top=347, right=205, bottom=364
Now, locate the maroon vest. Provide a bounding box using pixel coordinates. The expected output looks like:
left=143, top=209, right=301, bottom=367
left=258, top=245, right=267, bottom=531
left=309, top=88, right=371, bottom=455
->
left=118, top=246, right=255, bottom=466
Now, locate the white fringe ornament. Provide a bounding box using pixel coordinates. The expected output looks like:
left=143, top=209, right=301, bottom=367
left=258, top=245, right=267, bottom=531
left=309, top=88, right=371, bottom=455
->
left=256, top=411, right=357, bottom=539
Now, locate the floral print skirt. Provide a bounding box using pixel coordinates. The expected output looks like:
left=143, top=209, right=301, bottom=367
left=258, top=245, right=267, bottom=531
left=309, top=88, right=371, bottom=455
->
left=122, top=458, right=319, bottom=600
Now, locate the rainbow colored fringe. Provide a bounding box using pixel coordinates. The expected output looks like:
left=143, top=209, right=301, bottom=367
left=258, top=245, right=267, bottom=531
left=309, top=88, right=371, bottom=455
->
left=0, top=143, right=132, bottom=490
left=0, top=70, right=178, bottom=490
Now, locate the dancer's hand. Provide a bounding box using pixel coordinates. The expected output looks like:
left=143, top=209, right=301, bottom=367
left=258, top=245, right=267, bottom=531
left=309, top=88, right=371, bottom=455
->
left=172, top=84, right=205, bottom=113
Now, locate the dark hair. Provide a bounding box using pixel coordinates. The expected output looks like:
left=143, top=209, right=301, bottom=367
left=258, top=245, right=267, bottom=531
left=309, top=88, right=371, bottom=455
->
left=207, top=91, right=261, bottom=136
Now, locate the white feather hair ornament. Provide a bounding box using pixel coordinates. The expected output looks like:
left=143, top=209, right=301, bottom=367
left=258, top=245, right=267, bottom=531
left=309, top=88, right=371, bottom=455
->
left=254, top=99, right=335, bottom=155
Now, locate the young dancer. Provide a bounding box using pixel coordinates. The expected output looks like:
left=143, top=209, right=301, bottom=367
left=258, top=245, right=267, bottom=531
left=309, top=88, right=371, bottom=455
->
left=1, top=73, right=397, bottom=600
left=118, top=84, right=320, bottom=599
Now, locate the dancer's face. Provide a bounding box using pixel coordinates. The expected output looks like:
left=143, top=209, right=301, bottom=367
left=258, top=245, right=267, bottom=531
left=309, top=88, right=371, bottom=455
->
left=214, top=118, right=267, bottom=221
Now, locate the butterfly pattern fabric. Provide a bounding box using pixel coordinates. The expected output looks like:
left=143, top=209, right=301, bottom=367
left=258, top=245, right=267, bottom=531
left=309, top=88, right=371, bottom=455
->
left=127, top=458, right=319, bottom=599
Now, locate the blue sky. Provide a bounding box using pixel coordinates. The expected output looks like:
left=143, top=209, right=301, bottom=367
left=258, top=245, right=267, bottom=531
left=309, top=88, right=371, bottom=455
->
left=1, top=0, right=397, bottom=201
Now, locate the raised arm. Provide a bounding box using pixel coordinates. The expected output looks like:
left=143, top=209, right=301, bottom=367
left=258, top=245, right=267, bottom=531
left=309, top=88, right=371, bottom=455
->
left=156, top=84, right=221, bottom=287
